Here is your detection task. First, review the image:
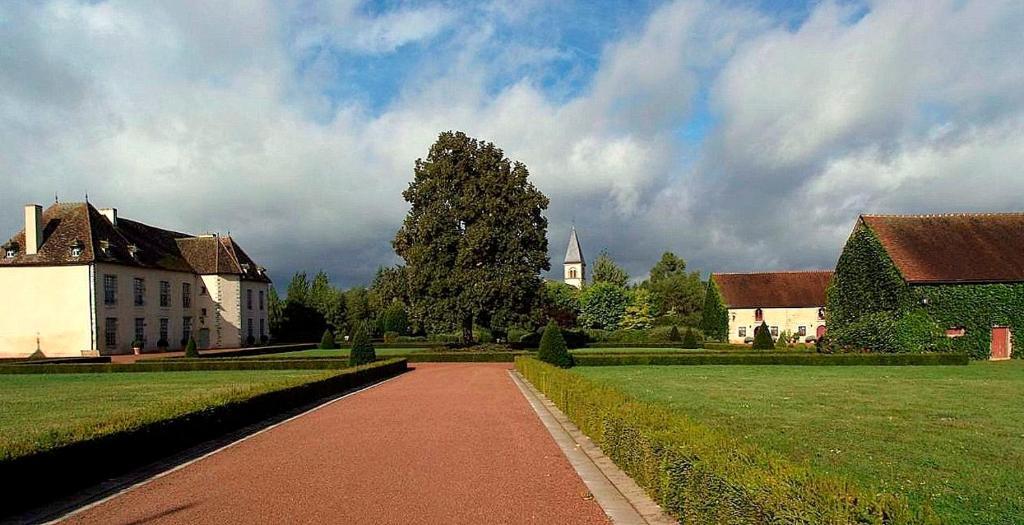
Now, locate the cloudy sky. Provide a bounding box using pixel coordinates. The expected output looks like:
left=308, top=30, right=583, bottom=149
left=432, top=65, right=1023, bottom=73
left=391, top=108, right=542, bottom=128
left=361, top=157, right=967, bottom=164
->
left=2, top=0, right=1022, bottom=288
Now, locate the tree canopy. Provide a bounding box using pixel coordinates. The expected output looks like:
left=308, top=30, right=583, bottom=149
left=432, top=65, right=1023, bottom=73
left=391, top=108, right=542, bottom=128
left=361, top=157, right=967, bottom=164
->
left=393, top=131, right=550, bottom=343
left=592, top=251, right=629, bottom=287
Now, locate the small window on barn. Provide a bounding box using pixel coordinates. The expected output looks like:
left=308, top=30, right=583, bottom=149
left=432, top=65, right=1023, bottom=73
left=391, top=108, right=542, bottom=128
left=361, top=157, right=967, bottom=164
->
left=771, top=326, right=779, bottom=337
left=738, top=326, right=746, bottom=337
left=755, top=308, right=763, bottom=322
left=946, top=327, right=966, bottom=338
left=798, top=326, right=807, bottom=336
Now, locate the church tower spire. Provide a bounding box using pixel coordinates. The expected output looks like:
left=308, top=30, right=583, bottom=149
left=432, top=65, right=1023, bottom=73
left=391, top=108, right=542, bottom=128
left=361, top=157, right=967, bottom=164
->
left=564, top=226, right=585, bottom=289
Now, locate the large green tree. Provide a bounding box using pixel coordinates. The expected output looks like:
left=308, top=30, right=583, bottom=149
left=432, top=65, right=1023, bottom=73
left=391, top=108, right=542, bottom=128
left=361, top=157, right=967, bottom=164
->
left=394, top=131, right=550, bottom=343
left=592, top=251, right=629, bottom=287
left=700, top=279, right=729, bottom=342
left=308, top=271, right=347, bottom=332
left=579, top=282, right=629, bottom=330
left=539, top=281, right=581, bottom=328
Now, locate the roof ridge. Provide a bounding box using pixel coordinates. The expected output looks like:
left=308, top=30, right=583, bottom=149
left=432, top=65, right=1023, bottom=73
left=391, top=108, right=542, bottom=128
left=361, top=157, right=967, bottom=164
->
left=862, top=212, right=1024, bottom=219
left=713, top=270, right=834, bottom=276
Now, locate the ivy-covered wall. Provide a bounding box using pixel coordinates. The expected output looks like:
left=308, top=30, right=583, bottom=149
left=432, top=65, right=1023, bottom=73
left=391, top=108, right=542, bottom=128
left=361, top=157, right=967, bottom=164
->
left=914, top=283, right=1024, bottom=360
left=700, top=279, right=729, bottom=342
left=828, top=220, right=1022, bottom=359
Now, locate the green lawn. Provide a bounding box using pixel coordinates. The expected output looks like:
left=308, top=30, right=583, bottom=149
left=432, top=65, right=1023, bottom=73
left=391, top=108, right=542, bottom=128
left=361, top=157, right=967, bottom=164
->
left=575, top=361, right=1024, bottom=524
left=240, top=347, right=431, bottom=358
left=0, top=370, right=338, bottom=461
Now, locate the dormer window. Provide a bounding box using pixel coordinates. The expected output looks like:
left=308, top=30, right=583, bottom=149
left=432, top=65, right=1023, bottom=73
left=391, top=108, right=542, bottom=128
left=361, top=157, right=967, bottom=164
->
left=241, top=263, right=251, bottom=273
left=69, top=240, right=84, bottom=258
left=128, top=244, right=140, bottom=259
left=3, top=242, right=17, bottom=259
left=99, top=240, right=112, bottom=256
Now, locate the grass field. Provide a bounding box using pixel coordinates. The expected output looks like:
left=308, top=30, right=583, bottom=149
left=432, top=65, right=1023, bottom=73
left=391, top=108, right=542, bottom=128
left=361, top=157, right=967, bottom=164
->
left=575, top=361, right=1024, bottom=524
left=0, top=370, right=338, bottom=461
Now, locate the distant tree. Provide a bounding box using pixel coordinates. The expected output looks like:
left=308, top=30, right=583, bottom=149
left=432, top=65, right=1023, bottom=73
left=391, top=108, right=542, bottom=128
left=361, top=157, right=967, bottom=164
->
left=752, top=322, right=775, bottom=350
left=394, top=131, right=550, bottom=343
left=700, top=280, right=729, bottom=342
left=668, top=325, right=681, bottom=342
left=644, top=252, right=705, bottom=321
left=308, top=271, right=347, bottom=332
left=592, top=251, right=629, bottom=287
left=345, top=287, right=372, bottom=334
left=370, top=266, right=409, bottom=308
left=382, top=302, right=409, bottom=335
left=184, top=337, right=199, bottom=357
left=579, top=282, right=629, bottom=330
left=319, top=329, right=337, bottom=350
left=348, top=321, right=377, bottom=366
left=682, top=327, right=700, bottom=348
left=621, top=287, right=657, bottom=330
left=268, top=287, right=285, bottom=337
left=285, top=272, right=311, bottom=305
left=278, top=301, right=327, bottom=343
left=539, top=281, right=581, bottom=328
left=538, top=320, right=573, bottom=368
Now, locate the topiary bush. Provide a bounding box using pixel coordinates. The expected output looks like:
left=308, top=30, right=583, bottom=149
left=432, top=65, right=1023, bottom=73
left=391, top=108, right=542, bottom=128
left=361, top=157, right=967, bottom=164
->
left=349, top=321, right=377, bottom=366
left=752, top=322, right=775, bottom=350
left=668, top=325, right=681, bottom=342
left=319, top=329, right=337, bottom=350
left=184, top=338, right=199, bottom=357
left=246, top=335, right=256, bottom=347
left=681, top=327, right=700, bottom=348
left=537, top=320, right=574, bottom=368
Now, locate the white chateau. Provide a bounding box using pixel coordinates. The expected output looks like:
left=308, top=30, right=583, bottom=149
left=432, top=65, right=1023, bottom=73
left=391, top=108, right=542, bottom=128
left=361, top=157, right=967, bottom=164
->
left=0, top=202, right=272, bottom=357
left=563, top=227, right=586, bottom=288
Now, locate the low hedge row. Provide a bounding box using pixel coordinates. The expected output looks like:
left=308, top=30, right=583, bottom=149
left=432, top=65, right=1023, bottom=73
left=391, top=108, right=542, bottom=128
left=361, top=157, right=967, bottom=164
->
left=584, top=342, right=687, bottom=349
left=1, top=358, right=408, bottom=517
left=403, top=352, right=530, bottom=363
left=515, top=357, right=935, bottom=524
left=183, top=343, right=317, bottom=359
left=572, top=352, right=969, bottom=366
left=0, top=359, right=358, bottom=374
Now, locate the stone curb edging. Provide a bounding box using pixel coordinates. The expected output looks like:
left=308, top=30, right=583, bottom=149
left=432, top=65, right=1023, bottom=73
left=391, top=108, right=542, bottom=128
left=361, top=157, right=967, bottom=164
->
left=509, top=370, right=677, bottom=525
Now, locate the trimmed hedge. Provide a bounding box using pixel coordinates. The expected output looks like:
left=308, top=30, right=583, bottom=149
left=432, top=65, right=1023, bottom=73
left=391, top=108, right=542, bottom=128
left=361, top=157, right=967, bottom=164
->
left=584, top=342, right=684, bottom=349
left=572, top=352, right=969, bottom=366
left=0, top=359, right=361, bottom=374
left=1, top=358, right=408, bottom=516
left=515, top=357, right=937, bottom=524
left=173, top=343, right=317, bottom=359
left=404, top=352, right=530, bottom=363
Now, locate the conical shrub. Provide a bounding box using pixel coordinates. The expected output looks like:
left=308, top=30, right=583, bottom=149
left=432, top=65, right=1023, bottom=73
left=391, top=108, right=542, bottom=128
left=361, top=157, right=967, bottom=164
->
left=319, top=329, right=337, bottom=350
left=668, top=325, right=681, bottom=342
left=538, top=320, right=573, bottom=368
left=184, top=337, right=200, bottom=357
left=752, top=321, right=775, bottom=350
left=349, top=321, right=377, bottom=366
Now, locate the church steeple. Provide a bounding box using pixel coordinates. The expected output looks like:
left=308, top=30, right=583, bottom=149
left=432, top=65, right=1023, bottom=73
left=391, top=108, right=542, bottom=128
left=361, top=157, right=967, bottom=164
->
left=564, top=227, right=585, bottom=289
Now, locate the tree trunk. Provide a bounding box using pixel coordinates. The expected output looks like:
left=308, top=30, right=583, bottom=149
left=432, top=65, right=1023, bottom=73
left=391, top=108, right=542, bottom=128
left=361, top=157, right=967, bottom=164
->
left=461, top=316, right=475, bottom=345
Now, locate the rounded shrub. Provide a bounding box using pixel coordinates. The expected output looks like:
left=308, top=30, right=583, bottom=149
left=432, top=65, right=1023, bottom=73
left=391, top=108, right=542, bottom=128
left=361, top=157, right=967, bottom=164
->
left=682, top=327, right=700, bottom=348
left=538, top=320, right=574, bottom=368
left=752, top=322, right=775, bottom=350
left=319, top=329, right=337, bottom=350
left=349, top=321, right=377, bottom=366
left=184, top=338, right=199, bottom=357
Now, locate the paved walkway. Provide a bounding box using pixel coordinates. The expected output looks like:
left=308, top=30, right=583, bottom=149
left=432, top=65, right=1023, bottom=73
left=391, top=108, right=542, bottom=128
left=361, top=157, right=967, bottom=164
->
left=62, top=364, right=611, bottom=525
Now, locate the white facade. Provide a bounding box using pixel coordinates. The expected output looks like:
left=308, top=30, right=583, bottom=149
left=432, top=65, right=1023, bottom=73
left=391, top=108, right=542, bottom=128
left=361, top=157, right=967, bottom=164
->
left=728, top=306, right=827, bottom=344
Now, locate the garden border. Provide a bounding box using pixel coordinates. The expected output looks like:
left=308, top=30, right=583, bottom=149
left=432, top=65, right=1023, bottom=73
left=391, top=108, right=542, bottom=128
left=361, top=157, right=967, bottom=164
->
left=0, top=358, right=408, bottom=517
left=572, top=352, right=969, bottom=366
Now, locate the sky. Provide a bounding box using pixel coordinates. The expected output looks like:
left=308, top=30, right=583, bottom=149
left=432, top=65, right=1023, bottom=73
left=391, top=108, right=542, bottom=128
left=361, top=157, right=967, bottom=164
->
left=2, top=0, right=1023, bottom=288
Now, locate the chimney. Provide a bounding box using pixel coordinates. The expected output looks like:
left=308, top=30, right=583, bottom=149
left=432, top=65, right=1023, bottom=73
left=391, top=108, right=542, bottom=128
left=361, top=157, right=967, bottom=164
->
left=24, top=204, right=42, bottom=255
left=100, top=208, right=117, bottom=226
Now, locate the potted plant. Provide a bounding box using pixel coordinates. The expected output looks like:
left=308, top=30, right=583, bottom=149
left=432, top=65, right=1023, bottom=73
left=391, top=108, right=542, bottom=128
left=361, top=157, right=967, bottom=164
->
left=131, top=338, right=144, bottom=355
left=156, top=338, right=169, bottom=352
left=246, top=335, right=256, bottom=347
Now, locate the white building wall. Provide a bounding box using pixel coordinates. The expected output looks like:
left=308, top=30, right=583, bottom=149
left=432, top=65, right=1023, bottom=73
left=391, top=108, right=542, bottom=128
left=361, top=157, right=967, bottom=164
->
left=564, top=262, right=585, bottom=289
left=728, top=306, right=826, bottom=344
left=0, top=265, right=93, bottom=357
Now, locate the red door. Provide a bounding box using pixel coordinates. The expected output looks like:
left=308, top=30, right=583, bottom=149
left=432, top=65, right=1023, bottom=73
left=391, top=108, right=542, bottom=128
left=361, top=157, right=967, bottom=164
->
left=816, top=325, right=827, bottom=339
left=991, top=327, right=1011, bottom=360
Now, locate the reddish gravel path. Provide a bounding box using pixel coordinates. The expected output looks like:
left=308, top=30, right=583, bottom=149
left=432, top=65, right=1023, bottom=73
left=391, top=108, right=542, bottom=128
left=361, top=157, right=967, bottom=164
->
left=63, top=363, right=611, bottom=525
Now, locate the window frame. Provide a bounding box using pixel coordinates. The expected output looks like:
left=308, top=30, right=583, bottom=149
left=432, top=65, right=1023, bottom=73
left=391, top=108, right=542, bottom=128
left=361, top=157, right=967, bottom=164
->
left=104, top=318, right=118, bottom=348
left=134, top=317, right=146, bottom=345
left=182, top=282, right=192, bottom=309
left=133, top=278, right=146, bottom=307
left=159, top=318, right=169, bottom=342
left=103, top=274, right=118, bottom=306
left=159, top=281, right=171, bottom=308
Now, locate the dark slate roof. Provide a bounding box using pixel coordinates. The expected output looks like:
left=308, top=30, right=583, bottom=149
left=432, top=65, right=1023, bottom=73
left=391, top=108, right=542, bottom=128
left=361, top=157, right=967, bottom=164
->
left=712, top=271, right=834, bottom=308
left=564, top=227, right=584, bottom=264
left=1, top=202, right=270, bottom=282
left=861, top=213, right=1024, bottom=284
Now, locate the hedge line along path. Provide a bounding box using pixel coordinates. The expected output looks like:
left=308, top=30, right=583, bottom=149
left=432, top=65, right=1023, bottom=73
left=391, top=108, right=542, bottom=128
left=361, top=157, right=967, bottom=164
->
left=63, top=363, right=611, bottom=525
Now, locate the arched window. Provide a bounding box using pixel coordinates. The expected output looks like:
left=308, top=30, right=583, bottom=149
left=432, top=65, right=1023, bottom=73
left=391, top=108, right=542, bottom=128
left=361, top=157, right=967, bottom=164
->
left=755, top=308, right=763, bottom=322
left=569, top=268, right=577, bottom=279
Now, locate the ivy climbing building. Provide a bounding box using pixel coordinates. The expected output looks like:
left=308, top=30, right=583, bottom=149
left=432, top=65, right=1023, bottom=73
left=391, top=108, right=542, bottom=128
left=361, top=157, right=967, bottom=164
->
left=828, top=213, right=1024, bottom=360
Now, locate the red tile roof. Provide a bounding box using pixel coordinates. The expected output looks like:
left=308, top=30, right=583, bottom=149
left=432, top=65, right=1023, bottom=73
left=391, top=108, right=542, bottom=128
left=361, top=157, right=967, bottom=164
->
left=712, top=271, right=833, bottom=308
left=1, top=202, right=270, bottom=282
left=861, top=213, right=1024, bottom=284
